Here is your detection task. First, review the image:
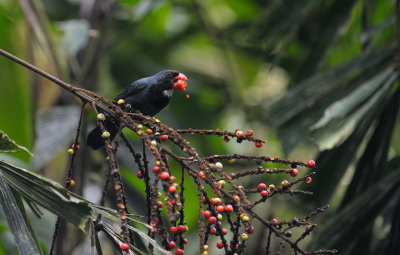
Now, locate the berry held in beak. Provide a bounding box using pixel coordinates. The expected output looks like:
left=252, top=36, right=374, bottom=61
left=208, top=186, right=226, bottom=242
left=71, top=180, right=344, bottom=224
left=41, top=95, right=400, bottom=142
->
left=173, top=73, right=188, bottom=91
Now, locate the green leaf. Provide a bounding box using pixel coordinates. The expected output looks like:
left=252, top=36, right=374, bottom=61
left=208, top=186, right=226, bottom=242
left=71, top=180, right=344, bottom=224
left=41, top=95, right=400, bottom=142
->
left=0, top=170, right=42, bottom=254
left=295, top=0, right=358, bottom=81
left=0, top=129, right=33, bottom=156
left=0, top=8, right=33, bottom=163
left=0, top=160, right=91, bottom=229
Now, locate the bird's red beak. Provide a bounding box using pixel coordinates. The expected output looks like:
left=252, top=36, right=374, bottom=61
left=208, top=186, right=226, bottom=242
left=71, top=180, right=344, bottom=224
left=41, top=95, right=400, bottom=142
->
left=173, top=73, right=188, bottom=91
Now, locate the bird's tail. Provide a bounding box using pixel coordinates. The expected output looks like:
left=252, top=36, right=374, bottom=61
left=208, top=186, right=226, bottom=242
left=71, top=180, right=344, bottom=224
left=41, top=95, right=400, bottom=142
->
left=86, top=119, right=119, bottom=150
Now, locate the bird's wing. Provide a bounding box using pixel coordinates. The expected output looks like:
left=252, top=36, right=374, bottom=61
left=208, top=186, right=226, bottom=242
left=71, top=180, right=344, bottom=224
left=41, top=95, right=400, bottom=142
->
left=115, top=78, right=149, bottom=100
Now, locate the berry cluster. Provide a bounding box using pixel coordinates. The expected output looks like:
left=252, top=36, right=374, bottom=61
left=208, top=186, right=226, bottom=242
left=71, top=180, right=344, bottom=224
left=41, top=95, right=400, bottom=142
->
left=57, top=90, right=334, bottom=255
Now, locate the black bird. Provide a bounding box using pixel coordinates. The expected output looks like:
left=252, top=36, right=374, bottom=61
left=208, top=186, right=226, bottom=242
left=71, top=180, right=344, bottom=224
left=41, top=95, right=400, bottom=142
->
left=86, top=70, right=188, bottom=149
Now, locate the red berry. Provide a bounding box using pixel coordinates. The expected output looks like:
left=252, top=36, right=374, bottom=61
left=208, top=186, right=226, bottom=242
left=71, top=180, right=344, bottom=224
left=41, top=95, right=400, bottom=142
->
left=152, top=166, right=160, bottom=174
left=261, top=190, right=269, bottom=197
left=204, top=210, right=211, bottom=219
left=169, top=241, right=176, bottom=249
left=177, top=225, right=185, bottom=233
left=258, top=183, right=267, bottom=190
left=235, top=130, right=243, bottom=138
left=198, top=171, right=206, bottom=179
left=136, top=172, right=143, bottom=179
left=225, top=204, right=233, bottom=213
left=290, top=168, right=298, bottom=177
left=222, top=228, right=228, bottom=235
left=305, top=177, right=312, bottom=184
left=216, top=205, right=224, bottom=213
left=146, top=128, right=153, bottom=134
left=208, top=216, right=217, bottom=224
left=271, top=218, right=278, bottom=224
left=160, top=134, right=168, bottom=141
left=120, top=242, right=129, bottom=251
left=175, top=248, right=184, bottom=255
left=183, top=238, right=188, bottom=244
left=160, top=172, right=170, bottom=180
left=216, top=241, right=224, bottom=249
left=246, top=226, right=255, bottom=234
left=169, top=185, right=177, bottom=193
left=170, top=226, right=178, bottom=234
left=246, top=130, right=253, bottom=136
left=156, top=201, right=163, bottom=208
left=255, top=142, right=263, bottom=148
left=210, top=198, right=214, bottom=204
left=307, top=160, right=316, bottom=168
left=210, top=228, right=217, bottom=235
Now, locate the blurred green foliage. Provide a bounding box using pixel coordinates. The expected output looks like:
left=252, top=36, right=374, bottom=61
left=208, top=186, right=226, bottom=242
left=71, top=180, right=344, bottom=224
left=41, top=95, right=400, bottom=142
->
left=0, top=0, right=399, bottom=254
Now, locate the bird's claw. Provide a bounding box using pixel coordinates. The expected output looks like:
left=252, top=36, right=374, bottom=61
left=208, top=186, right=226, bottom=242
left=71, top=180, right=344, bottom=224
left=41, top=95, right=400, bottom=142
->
left=125, top=104, right=132, bottom=112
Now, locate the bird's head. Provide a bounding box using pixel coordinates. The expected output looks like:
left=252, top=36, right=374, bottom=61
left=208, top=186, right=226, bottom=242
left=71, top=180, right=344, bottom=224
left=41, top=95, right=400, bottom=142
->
left=157, top=70, right=188, bottom=91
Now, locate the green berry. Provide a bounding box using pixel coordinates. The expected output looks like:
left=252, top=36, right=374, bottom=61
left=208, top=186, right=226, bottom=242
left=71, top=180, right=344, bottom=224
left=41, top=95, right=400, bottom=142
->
left=102, top=131, right=110, bottom=138
left=97, top=113, right=105, bottom=121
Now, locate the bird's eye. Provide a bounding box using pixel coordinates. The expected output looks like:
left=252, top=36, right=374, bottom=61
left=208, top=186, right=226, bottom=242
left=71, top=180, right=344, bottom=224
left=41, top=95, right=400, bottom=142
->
left=167, top=72, right=172, bottom=76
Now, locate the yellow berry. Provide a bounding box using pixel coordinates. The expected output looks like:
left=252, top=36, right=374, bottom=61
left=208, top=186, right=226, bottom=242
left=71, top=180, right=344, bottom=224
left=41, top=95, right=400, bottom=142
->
left=241, top=233, right=248, bottom=240
left=151, top=140, right=157, bottom=146
left=67, top=149, right=74, bottom=155
left=69, top=179, right=75, bottom=187
left=203, top=245, right=208, bottom=250
left=102, top=131, right=110, bottom=138
left=214, top=197, right=222, bottom=205
left=215, top=162, right=223, bottom=169
left=281, top=180, right=289, bottom=187
left=242, top=216, right=250, bottom=222
left=156, top=161, right=161, bottom=166
left=269, top=184, right=275, bottom=190
left=117, top=99, right=125, bottom=105
left=228, top=159, right=235, bottom=163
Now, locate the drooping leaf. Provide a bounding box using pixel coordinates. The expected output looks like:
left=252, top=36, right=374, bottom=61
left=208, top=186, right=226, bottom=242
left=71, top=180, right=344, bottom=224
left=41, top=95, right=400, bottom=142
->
left=0, top=129, right=33, bottom=156
left=266, top=47, right=394, bottom=127
left=0, top=160, right=91, bottom=229
left=311, top=68, right=397, bottom=150
left=264, top=47, right=395, bottom=154
left=308, top=160, right=400, bottom=252
left=340, top=86, right=400, bottom=207
left=0, top=170, right=42, bottom=254
left=92, top=206, right=169, bottom=255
